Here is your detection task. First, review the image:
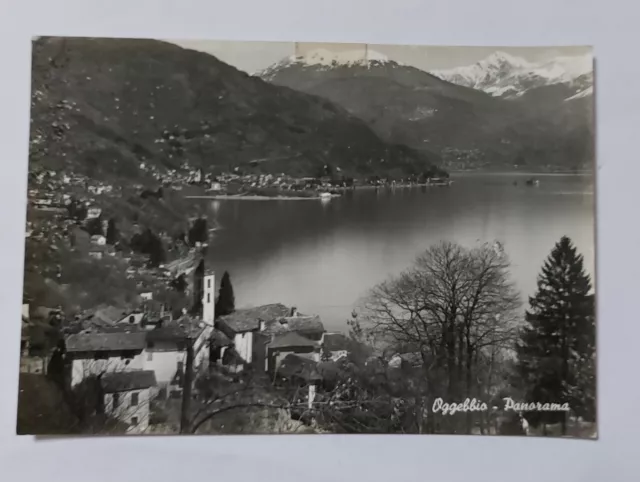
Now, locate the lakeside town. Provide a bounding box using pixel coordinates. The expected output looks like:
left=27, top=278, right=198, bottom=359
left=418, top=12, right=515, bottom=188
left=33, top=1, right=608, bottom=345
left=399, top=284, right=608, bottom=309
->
left=19, top=37, right=596, bottom=438
left=22, top=163, right=443, bottom=435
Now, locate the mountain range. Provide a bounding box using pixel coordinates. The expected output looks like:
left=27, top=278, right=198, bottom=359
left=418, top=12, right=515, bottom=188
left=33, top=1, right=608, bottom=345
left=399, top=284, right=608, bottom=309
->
left=29, top=38, right=443, bottom=181
left=258, top=49, right=594, bottom=171
left=432, top=51, right=593, bottom=99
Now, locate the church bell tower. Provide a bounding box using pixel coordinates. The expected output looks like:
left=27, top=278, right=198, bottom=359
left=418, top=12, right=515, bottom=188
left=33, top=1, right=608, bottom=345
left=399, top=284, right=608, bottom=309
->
left=202, top=268, right=215, bottom=325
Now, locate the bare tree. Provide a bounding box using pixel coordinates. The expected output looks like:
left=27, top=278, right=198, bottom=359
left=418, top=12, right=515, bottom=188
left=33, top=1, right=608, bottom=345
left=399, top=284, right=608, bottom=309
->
left=361, top=241, right=521, bottom=433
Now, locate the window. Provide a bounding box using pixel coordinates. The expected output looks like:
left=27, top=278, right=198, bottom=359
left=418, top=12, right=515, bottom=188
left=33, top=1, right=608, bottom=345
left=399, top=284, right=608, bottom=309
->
left=113, top=393, right=120, bottom=409
left=207, top=278, right=211, bottom=288
left=147, top=351, right=153, bottom=361
left=207, top=293, right=211, bottom=303
left=130, top=392, right=139, bottom=406
left=131, top=417, right=138, bottom=426
left=129, top=315, right=135, bottom=324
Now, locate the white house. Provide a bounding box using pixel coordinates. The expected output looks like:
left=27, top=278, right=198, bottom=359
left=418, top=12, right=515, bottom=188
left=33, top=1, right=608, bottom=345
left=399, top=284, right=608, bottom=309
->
left=100, top=370, right=157, bottom=434
left=216, top=316, right=257, bottom=366
left=64, top=331, right=147, bottom=387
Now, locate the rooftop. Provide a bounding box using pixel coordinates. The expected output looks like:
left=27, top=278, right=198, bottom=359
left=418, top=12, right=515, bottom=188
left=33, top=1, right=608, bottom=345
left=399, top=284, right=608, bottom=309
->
left=85, top=305, right=129, bottom=324
left=146, top=318, right=208, bottom=344
left=65, top=331, right=147, bottom=353
left=218, top=303, right=292, bottom=334
left=282, top=315, right=324, bottom=335
left=100, top=370, right=157, bottom=393
left=211, top=329, right=232, bottom=348
left=267, top=331, right=318, bottom=350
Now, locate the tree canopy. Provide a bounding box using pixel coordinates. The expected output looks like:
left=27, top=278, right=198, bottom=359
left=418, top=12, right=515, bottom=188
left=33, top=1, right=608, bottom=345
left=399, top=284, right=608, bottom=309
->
left=515, top=236, right=595, bottom=433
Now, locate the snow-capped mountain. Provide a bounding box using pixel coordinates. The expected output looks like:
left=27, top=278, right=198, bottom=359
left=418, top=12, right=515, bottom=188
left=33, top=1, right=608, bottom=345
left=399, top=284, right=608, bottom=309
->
left=257, top=48, right=594, bottom=171
left=432, top=51, right=593, bottom=99
left=258, top=48, right=399, bottom=80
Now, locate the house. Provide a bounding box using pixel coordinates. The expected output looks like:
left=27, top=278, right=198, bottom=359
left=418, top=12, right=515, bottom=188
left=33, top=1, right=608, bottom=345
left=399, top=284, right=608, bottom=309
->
left=64, top=331, right=147, bottom=387
left=144, top=318, right=212, bottom=398
left=81, top=305, right=146, bottom=327
left=266, top=331, right=320, bottom=373
left=277, top=314, right=325, bottom=341
left=100, top=370, right=157, bottom=434
left=216, top=304, right=291, bottom=368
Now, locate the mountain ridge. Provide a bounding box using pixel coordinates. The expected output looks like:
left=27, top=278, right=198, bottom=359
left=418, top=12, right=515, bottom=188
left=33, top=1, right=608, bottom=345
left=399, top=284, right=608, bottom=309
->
left=260, top=50, right=594, bottom=171
left=432, top=50, right=593, bottom=99
left=29, top=37, right=445, bottom=182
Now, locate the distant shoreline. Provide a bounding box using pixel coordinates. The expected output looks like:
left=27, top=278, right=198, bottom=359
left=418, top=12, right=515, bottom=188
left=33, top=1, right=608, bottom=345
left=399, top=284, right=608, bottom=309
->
left=449, top=170, right=593, bottom=176
left=186, top=194, right=339, bottom=201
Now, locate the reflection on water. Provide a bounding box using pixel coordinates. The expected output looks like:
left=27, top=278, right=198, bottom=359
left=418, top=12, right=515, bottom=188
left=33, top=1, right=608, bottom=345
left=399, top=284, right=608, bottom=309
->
left=203, top=173, right=595, bottom=332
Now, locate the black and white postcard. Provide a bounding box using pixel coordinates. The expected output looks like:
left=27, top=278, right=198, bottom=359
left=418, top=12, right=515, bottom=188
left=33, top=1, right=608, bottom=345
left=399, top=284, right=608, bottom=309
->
left=18, top=38, right=595, bottom=437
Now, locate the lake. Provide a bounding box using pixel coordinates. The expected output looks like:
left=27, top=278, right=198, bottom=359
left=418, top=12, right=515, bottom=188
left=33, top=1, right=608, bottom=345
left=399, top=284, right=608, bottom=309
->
left=204, top=173, right=595, bottom=332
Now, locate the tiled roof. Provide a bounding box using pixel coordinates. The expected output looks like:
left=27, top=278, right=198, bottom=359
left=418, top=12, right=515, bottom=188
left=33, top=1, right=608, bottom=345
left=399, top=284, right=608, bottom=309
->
left=218, top=303, right=291, bottom=334
left=283, top=315, right=324, bottom=335
left=100, top=370, right=157, bottom=393
left=211, top=329, right=232, bottom=348
left=65, top=332, right=147, bottom=352
left=146, top=319, right=207, bottom=344
left=267, top=332, right=318, bottom=350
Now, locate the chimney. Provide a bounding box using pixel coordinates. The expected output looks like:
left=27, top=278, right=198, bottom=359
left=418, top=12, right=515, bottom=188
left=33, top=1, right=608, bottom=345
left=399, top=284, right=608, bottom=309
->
left=290, top=307, right=298, bottom=317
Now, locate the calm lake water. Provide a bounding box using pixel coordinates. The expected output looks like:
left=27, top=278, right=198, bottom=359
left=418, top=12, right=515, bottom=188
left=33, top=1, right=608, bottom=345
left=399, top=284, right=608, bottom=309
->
left=204, top=173, right=595, bottom=332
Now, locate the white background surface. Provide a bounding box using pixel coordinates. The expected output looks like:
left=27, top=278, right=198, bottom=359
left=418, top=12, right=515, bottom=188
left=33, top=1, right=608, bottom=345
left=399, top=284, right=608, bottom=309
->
left=1, top=0, right=638, bottom=480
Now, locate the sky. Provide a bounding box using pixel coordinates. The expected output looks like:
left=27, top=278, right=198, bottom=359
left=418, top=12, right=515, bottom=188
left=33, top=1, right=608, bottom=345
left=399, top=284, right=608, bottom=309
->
left=170, top=39, right=591, bottom=74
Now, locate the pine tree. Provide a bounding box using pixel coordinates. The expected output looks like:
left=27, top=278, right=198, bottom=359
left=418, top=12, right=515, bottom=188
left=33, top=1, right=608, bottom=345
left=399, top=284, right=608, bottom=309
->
left=105, top=218, right=118, bottom=245
left=215, top=271, right=235, bottom=317
left=516, top=236, right=595, bottom=434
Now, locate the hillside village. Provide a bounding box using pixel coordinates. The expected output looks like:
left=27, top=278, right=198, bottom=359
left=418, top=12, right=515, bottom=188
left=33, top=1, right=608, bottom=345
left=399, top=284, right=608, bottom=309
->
left=22, top=160, right=389, bottom=434
left=20, top=249, right=365, bottom=434
left=20, top=164, right=372, bottom=434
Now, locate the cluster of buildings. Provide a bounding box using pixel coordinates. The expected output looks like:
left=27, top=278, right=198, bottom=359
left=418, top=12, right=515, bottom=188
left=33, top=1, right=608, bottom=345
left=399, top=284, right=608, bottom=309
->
left=27, top=262, right=352, bottom=434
